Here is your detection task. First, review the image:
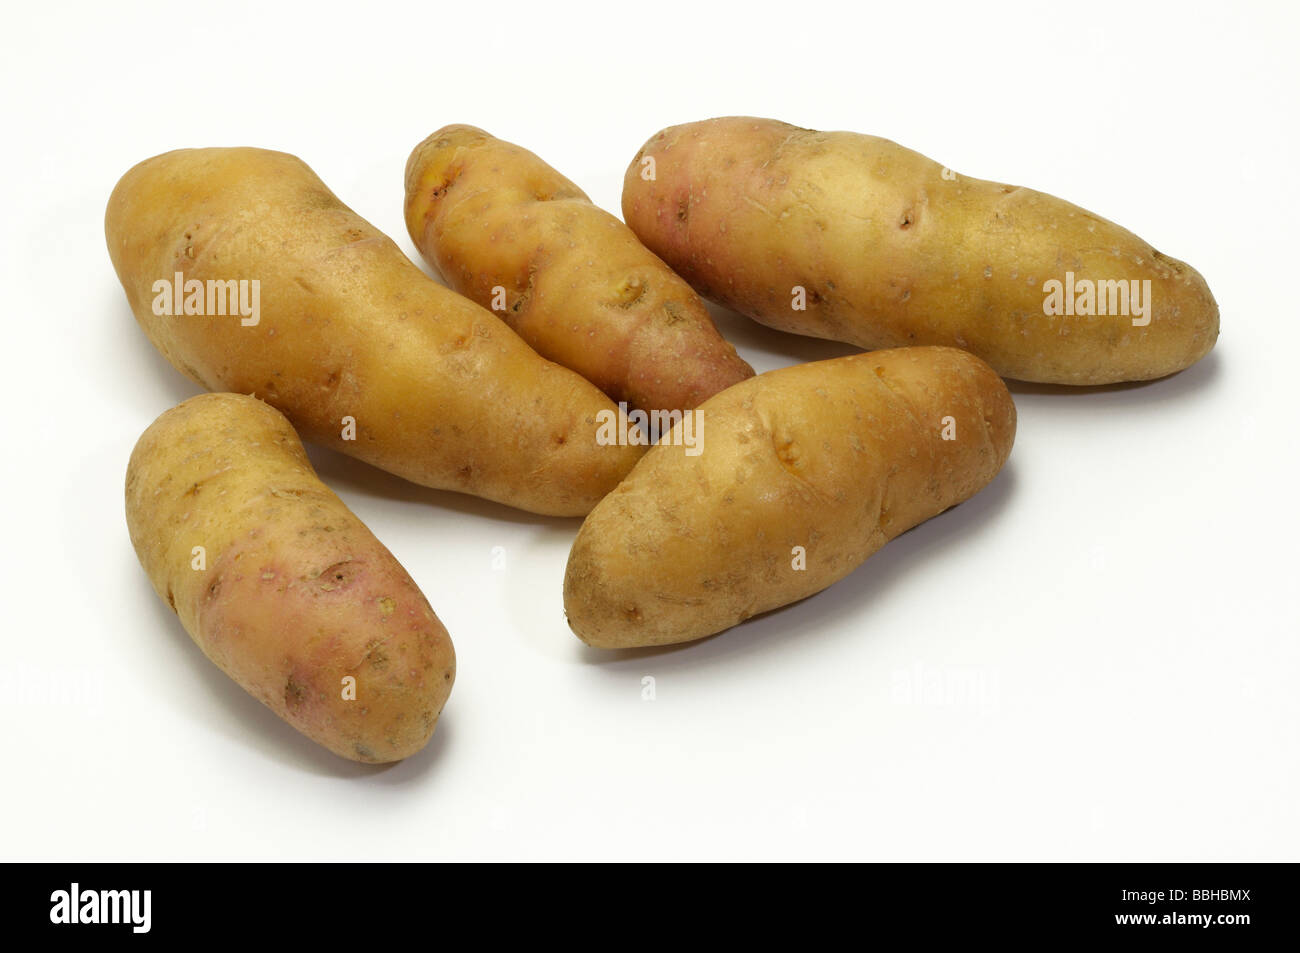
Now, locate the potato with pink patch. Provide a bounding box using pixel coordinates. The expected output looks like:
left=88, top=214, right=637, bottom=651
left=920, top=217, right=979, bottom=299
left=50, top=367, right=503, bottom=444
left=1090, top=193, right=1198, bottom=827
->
left=126, top=393, right=455, bottom=763
left=622, top=116, right=1219, bottom=385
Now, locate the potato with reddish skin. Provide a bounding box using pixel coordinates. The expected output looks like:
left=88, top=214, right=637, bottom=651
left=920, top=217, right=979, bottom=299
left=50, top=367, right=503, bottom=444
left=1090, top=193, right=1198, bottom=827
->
left=107, top=147, right=642, bottom=517
left=404, top=125, right=754, bottom=412
left=622, top=117, right=1219, bottom=385
left=564, top=347, right=1015, bottom=648
left=126, top=393, right=455, bottom=763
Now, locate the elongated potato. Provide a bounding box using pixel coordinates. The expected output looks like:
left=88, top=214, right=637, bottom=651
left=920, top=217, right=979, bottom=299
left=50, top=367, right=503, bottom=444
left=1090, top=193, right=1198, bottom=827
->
left=623, top=117, right=1219, bottom=385
left=107, top=147, right=643, bottom=517
left=404, top=125, right=754, bottom=412
left=127, top=393, right=455, bottom=763
left=564, top=347, right=1015, bottom=647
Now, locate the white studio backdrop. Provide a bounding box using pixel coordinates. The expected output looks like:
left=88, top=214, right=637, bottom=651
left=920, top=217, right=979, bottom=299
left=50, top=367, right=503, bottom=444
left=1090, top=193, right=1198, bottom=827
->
left=0, top=0, right=1295, bottom=860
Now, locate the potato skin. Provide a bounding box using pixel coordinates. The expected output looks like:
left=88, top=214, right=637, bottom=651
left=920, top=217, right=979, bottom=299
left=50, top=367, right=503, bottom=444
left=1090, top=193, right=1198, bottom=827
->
left=564, top=347, right=1015, bottom=648
left=404, top=125, right=754, bottom=411
left=126, top=393, right=455, bottom=763
left=107, top=147, right=642, bottom=517
left=623, top=117, right=1219, bottom=385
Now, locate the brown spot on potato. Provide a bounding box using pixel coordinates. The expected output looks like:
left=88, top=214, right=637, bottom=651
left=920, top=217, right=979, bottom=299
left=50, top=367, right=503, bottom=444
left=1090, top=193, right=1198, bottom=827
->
left=773, top=432, right=805, bottom=471
left=284, top=675, right=307, bottom=708
left=614, top=277, right=647, bottom=308
left=425, top=159, right=466, bottom=206
left=363, top=639, right=390, bottom=668
left=312, top=559, right=355, bottom=592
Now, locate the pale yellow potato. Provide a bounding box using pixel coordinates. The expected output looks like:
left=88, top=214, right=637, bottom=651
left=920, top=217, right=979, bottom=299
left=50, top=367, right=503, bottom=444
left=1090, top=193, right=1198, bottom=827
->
left=564, top=347, right=1015, bottom=647
left=127, top=393, right=455, bottom=763
left=623, top=117, right=1219, bottom=385
left=404, top=125, right=754, bottom=413
left=107, top=147, right=643, bottom=517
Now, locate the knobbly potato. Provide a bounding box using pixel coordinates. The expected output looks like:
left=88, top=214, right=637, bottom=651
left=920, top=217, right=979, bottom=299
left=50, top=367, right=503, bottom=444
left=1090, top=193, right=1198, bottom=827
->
left=564, top=347, right=1015, bottom=648
left=107, top=147, right=643, bottom=517
left=126, top=393, right=455, bottom=763
left=623, top=117, right=1219, bottom=385
left=405, top=125, right=754, bottom=412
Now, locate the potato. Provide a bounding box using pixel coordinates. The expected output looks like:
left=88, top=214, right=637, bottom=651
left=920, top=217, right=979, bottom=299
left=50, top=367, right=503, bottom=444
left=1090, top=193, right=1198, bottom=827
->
left=564, top=347, right=1015, bottom=647
left=622, top=117, right=1219, bottom=385
left=107, top=147, right=643, bottom=517
left=404, top=125, right=754, bottom=412
left=126, top=393, right=455, bottom=763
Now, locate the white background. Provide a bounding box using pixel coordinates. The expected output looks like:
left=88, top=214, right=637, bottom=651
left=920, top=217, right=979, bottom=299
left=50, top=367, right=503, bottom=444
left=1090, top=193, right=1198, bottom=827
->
left=2, top=0, right=1296, bottom=861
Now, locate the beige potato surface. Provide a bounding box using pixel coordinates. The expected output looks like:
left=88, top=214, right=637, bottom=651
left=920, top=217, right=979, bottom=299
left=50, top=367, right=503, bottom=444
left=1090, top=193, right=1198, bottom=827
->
left=405, top=125, right=754, bottom=412
left=564, top=347, right=1015, bottom=647
left=108, top=147, right=642, bottom=517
